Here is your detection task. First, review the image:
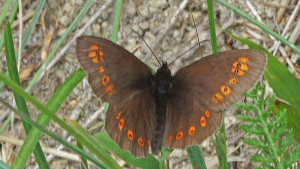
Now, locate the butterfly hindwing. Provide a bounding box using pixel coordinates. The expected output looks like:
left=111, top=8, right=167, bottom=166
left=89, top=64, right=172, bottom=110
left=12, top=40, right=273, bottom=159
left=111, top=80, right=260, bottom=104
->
left=105, top=92, right=157, bottom=157
left=163, top=50, right=267, bottom=148
left=76, top=36, right=157, bottom=156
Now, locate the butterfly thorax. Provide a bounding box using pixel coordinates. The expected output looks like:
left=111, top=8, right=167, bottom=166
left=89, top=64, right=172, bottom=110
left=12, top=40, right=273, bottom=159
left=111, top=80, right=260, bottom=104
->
left=154, top=63, right=172, bottom=98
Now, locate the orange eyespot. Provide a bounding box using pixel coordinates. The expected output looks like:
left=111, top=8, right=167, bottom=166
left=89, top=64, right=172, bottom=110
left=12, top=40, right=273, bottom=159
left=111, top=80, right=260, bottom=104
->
left=213, top=92, right=223, bottom=103
left=115, top=112, right=121, bottom=120
left=231, top=68, right=245, bottom=76
left=231, top=67, right=238, bottom=74
left=232, top=61, right=239, bottom=68
left=220, top=85, right=231, bottom=95
left=205, top=110, right=211, bottom=118
left=98, top=66, right=105, bottom=73
left=138, top=137, right=145, bottom=147
left=229, top=77, right=237, bottom=84
left=105, top=84, right=114, bottom=95
left=89, top=45, right=99, bottom=50
left=95, top=51, right=104, bottom=57
left=118, top=118, right=124, bottom=130
left=188, top=126, right=196, bottom=136
left=127, top=130, right=134, bottom=141
left=88, top=51, right=97, bottom=58
left=239, top=63, right=249, bottom=71
left=237, top=70, right=245, bottom=76
left=101, top=75, right=110, bottom=86
left=92, top=57, right=99, bottom=63
left=238, top=57, right=249, bottom=63
left=176, top=131, right=184, bottom=140
left=200, top=116, right=207, bottom=127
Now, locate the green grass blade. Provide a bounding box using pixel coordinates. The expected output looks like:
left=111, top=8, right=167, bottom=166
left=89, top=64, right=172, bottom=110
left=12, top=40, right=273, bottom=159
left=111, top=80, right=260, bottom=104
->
left=187, top=145, right=207, bottom=169
left=0, top=160, right=10, bottom=169
left=0, top=0, right=45, bottom=91
left=0, top=0, right=14, bottom=27
left=14, top=69, right=86, bottom=168
left=4, top=22, right=49, bottom=169
left=216, top=0, right=300, bottom=54
left=0, top=69, right=120, bottom=168
left=274, top=102, right=300, bottom=143
left=0, top=98, right=106, bottom=168
left=111, top=0, right=123, bottom=42
left=20, top=0, right=46, bottom=52
left=68, top=120, right=122, bottom=169
left=214, top=120, right=228, bottom=169
left=207, top=0, right=218, bottom=53
left=25, top=0, right=95, bottom=92
left=207, top=1, right=228, bottom=168
left=0, top=3, right=19, bottom=91
left=0, top=113, right=11, bottom=134
left=77, top=141, right=88, bottom=169
left=94, top=132, right=160, bottom=169
left=159, top=147, right=172, bottom=169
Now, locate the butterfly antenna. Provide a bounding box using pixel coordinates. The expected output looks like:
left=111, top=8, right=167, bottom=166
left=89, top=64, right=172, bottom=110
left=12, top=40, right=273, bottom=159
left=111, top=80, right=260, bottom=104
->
left=169, top=1, right=208, bottom=66
left=132, top=30, right=161, bottom=66
left=188, top=0, right=203, bottom=58
left=169, top=39, right=209, bottom=66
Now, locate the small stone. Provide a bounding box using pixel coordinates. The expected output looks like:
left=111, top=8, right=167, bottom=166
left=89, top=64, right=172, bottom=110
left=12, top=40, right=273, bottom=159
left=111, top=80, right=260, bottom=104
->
left=70, top=109, right=81, bottom=120
left=102, top=21, right=108, bottom=28
left=56, top=70, right=64, bottom=78
left=63, top=2, right=72, bottom=13
left=92, top=24, right=101, bottom=34
left=139, top=6, right=149, bottom=18
left=126, top=3, right=136, bottom=17
left=162, top=40, right=169, bottom=51
left=101, top=11, right=108, bottom=20
left=140, top=21, right=150, bottom=31
left=59, top=15, right=70, bottom=27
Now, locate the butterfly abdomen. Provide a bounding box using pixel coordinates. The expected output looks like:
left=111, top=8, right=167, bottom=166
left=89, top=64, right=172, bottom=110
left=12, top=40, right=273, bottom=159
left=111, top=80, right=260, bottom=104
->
left=151, top=63, right=173, bottom=154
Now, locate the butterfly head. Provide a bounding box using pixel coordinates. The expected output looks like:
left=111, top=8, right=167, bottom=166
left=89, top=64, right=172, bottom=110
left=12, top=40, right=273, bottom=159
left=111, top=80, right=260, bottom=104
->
left=154, top=62, right=172, bottom=97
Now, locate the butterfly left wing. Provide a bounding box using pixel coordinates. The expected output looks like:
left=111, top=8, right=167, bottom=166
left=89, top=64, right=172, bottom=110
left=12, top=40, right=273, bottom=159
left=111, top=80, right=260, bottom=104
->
left=163, top=50, right=267, bottom=148
left=105, top=91, right=157, bottom=157
left=77, top=37, right=157, bottom=157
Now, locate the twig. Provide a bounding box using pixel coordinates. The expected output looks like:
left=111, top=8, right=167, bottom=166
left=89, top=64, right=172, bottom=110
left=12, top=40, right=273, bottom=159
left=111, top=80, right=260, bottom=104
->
left=272, top=0, right=300, bottom=56
left=0, top=135, right=80, bottom=162
left=276, top=0, right=291, bottom=22
left=11, top=11, right=35, bottom=29
left=246, top=1, right=275, bottom=41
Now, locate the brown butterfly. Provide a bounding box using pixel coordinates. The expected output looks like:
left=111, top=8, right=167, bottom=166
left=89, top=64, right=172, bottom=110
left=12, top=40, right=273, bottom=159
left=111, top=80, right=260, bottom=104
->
left=76, top=36, right=267, bottom=157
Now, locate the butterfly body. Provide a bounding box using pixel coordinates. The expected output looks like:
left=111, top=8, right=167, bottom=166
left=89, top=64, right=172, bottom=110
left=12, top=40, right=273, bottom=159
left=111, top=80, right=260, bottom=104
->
left=77, top=36, right=267, bottom=157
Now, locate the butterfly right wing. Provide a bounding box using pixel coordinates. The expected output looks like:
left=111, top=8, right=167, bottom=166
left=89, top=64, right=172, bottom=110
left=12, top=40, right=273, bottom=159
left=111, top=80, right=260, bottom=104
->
left=163, top=50, right=267, bottom=148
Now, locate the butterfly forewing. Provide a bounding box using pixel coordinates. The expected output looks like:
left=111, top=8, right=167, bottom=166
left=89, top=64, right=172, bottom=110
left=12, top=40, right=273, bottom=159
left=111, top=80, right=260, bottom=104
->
left=163, top=50, right=267, bottom=148
left=76, top=36, right=157, bottom=157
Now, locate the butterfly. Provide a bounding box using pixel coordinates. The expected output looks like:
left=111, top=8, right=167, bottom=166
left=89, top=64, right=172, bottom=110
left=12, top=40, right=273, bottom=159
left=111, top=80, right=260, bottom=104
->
left=76, top=36, right=267, bottom=157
